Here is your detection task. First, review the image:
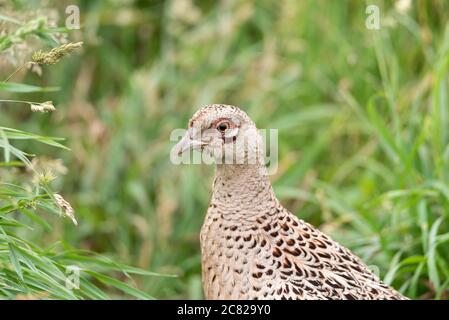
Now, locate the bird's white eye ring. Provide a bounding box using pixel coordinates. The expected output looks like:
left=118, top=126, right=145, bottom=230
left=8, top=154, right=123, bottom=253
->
left=216, top=121, right=230, bottom=132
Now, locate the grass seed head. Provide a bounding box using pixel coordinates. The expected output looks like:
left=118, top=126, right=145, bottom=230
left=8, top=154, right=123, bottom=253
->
left=54, top=193, right=77, bottom=226
left=31, top=42, right=83, bottom=65
left=30, top=101, right=55, bottom=112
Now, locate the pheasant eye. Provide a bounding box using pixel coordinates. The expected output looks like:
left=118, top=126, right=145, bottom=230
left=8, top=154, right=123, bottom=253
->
left=217, top=121, right=230, bottom=132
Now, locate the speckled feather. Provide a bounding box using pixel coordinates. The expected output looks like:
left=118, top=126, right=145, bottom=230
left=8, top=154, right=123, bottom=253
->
left=187, top=104, right=407, bottom=300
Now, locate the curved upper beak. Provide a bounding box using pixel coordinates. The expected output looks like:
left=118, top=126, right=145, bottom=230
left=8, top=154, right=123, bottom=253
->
left=174, top=128, right=204, bottom=155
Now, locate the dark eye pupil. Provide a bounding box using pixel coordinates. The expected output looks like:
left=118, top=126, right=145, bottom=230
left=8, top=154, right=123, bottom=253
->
left=218, top=123, right=228, bottom=131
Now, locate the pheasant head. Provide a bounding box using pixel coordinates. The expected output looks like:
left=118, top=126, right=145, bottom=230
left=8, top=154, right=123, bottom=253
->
left=175, top=104, right=265, bottom=167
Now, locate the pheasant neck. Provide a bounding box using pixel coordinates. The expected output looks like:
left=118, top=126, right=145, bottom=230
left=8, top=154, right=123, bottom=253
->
left=212, top=164, right=277, bottom=219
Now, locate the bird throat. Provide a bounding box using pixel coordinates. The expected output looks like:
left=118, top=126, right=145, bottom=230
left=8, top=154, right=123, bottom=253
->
left=212, top=163, right=276, bottom=216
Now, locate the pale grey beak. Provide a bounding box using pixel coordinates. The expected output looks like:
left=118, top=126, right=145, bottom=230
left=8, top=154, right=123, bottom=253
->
left=174, top=128, right=204, bottom=155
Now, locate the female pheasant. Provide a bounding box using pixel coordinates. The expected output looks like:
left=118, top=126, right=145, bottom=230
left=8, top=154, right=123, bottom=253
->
left=174, top=104, right=407, bottom=300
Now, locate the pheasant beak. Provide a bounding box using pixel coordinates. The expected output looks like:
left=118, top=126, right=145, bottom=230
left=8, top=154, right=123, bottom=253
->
left=174, top=128, right=204, bottom=155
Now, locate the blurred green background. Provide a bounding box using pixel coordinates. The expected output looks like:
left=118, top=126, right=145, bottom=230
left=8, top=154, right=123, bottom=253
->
left=1, top=0, right=449, bottom=299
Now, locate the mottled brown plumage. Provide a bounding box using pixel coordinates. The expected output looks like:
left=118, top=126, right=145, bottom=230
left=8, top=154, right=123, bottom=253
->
left=175, top=104, right=407, bottom=300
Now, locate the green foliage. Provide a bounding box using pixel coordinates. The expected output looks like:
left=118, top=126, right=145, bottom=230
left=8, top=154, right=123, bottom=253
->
left=0, top=3, right=168, bottom=299
left=1, top=0, right=448, bottom=299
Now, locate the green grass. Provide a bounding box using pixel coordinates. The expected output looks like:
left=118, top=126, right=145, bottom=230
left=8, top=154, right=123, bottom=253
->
left=1, top=0, right=449, bottom=299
